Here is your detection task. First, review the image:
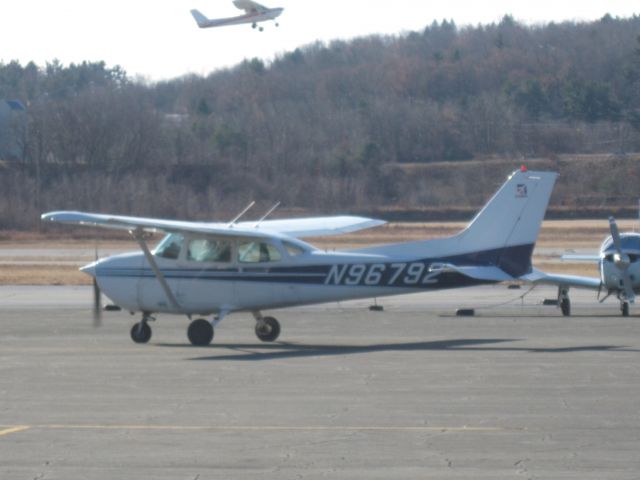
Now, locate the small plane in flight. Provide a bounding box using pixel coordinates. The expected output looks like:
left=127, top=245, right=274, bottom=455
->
left=190, top=0, right=283, bottom=31
left=42, top=168, right=557, bottom=346
left=525, top=216, right=638, bottom=316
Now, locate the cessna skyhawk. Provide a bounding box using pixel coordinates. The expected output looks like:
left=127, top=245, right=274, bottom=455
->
left=41, top=168, right=557, bottom=346
left=190, top=0, right=283, bottom=31
left=524, top=216, right=639, bottom=317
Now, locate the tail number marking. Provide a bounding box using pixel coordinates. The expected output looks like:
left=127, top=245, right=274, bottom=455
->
left=325, top=263, right=439, bottom=286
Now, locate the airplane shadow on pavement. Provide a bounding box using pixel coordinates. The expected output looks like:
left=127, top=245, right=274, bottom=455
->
left=152, top=338, right=640, bottom=361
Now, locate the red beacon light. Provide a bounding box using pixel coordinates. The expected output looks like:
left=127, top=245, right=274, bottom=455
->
left=520, top=165, right=527, bottom=172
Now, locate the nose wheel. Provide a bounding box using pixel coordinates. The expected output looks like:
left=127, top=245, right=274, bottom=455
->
left=131, top=315, right=153, bottom=344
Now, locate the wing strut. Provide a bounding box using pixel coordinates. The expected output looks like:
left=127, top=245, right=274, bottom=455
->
left=130, top=228, right=182, bottom=312
left=254, top=201, right=281, bottom=228
left=228, top=201, right=256, bottom=227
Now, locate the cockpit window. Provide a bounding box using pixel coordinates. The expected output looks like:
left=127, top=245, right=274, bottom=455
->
left=238, top=241, right=282, bottom=263
left=187, top=238, right=232, bottom=263
left=154, top=233, right=184, bottom=260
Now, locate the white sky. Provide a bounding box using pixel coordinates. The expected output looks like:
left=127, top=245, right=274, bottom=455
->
left=1, top=1, right=638, bottom=82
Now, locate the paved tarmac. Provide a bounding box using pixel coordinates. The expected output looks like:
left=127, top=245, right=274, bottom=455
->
left=1, top=285, right=640, bottom=479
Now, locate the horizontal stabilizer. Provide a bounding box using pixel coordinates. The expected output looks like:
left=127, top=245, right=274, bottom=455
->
left=520, top=268, right=601, bottom=290
left=430, top=263, right=513, bottom=282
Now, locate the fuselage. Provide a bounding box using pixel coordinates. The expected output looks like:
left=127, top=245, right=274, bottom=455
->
left=84, top=232, right=522, bottom=315
left=201, top=8, right=283, bottom=27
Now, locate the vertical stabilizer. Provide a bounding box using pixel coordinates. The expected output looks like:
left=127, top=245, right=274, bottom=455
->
left=190, top=9, right=209, bottom=27
left=352, top=168, right=557, bottom=277
left=455, top=169, right=557, bottom=251
left=450, top=169, right=557, bottom=276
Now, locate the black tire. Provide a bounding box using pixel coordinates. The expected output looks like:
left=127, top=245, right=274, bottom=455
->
left=255, top=316, right=280, bottom=342
left=188, top=318, right=214, bottom=346
left=131, top=322, right=152, bottom=344
left=560, top=297, right=571, bottom=316
left=622, top=302, right=630, bottom=317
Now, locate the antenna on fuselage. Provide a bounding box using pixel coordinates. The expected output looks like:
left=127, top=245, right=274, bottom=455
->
left=254, top=201, right=281, bottom=228
left=228, top=201, right=256, bottom=228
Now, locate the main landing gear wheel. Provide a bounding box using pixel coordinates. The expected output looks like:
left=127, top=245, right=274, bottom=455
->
left=558, top=287, right=571, bottom=317
left=622, top=302, right=630, bottom=317
left=255, top=316, right=280, bottom=342
left=131, top=322, right=152, bottom=344
left=188, top=318, right=214, bottom=346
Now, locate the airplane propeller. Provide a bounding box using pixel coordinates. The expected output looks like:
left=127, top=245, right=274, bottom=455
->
left=92, top=238, right=102, bottom=327
left=608, top=216, right=635, bottom=303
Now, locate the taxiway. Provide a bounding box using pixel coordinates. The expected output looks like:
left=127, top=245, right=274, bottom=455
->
left=1, top=285, right=639, bottom=479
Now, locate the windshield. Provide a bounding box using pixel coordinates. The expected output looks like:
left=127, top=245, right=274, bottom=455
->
left=154, top=233, right=184, bottom=259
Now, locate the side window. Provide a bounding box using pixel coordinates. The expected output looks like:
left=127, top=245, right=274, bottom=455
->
left=154, top=234, right=184, bottom=260
left=238, top=241, right=282, bottom=263
left=187, top=238, right=232, bottom=263
left=283, top=241, right=306, bottom=257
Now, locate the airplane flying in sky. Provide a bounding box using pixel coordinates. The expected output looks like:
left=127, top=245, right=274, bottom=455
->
left=525, top=216, right=638, bottom=316
left=42, top=168, right=557, bottom=346
left=190, top=0, right=283, bottom=31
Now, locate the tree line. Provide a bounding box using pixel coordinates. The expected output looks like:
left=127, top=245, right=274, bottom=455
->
left=1, top=15, right=640, bottom=229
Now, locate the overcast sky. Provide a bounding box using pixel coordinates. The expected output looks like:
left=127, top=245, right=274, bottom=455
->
left=1, top=1, right=638, bottom=82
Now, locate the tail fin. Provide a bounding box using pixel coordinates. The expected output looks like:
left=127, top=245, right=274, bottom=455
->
left=353, top=168, right=557, bottom=277
left=190, top=9, right=209, bottom=27
left=452, top=169, right=557, bottom=275
left=455, top=169, right=557, bottom=249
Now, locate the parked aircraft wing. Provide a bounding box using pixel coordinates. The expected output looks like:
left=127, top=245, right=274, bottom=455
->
left=41, top=211, right=385, bottom=239
left=240, top=216, right=387, bottom=238
left=520, top=268, right=601, bottom=289
left=233, top=0, right=268, bottom=13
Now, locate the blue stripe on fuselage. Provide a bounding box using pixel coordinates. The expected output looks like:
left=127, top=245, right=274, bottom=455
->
left=95, top=244, right=533, bottom=290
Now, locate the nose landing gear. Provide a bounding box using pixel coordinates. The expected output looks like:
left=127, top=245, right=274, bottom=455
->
left=131, top=313, right=154, bottom=343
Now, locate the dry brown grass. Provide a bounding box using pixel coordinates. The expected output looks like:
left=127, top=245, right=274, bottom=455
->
left=0, top=265, right=90, bottom=285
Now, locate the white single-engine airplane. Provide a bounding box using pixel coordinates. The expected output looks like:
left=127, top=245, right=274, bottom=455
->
left=524, top=216, right=638, bottom=316
left=190, top=0, right=283, bottom=31
left=42, top=168, right=557, bottom=346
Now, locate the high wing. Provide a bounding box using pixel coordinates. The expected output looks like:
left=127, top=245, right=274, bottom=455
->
left=237, top=216, right=385, bottom=238
left=40, top=211, right=386, bottom=239
left=520, top=268, right=601, bottom=290
left=233, top=0, right=269, bottom=13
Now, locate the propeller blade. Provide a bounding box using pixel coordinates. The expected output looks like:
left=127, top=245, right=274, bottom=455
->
left=609, top=216, right=623, bottom=254
left=93, top=277, right=102, bottom=327
left=92, top=232, right=102, bottom=327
